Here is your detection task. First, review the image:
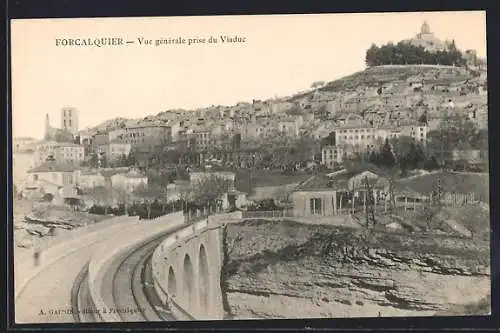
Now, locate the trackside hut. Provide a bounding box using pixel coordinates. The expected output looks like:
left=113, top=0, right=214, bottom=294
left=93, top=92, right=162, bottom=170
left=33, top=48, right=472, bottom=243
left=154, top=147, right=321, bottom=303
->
left=291, top=169, right=388, bottom=217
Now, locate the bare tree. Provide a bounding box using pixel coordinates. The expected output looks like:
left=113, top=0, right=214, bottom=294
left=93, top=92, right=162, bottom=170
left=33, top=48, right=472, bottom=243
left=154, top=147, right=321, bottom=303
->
left=422, top=177, right=444, bottom=231
left=192, top=175, right=234, bottom=213
left=132, top=183, right=163, bottom=219
left=90, top=186, right=112, bottom=214
left=112, top=187, right=131, bottom=215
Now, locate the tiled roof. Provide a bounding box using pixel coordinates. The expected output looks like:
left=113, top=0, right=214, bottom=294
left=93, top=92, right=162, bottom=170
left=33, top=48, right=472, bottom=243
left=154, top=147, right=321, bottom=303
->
left=294, top=174, right=335, bottom=191
left=101, top=169, right=129, bottom=178
left=28, top=161, right=77, bottom=173
left=80, top=170, right=104, bottom=176
left=295, top=167, right=386, bottom=192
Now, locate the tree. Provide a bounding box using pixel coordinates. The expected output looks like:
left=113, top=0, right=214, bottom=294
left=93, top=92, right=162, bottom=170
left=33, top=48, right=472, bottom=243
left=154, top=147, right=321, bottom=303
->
left=365, top=43, right=380, bottom=67
left=126, top=149, right=137, bottom=167
left=391, top=136, right=414, bottom=163
left=365, top=40, right=468, bottom=67
left=112, top=187, right=131, bottom=215
left=405, top=142, right=426, bottom=170
left=99, top=153, right=108, bottom=168
left=90, top=186, right=111, bottom=214
left=89, top=153, right=99, bottom=168
left=423, top=155, right=440, bottom=171
left=380, top=139, right=396, bottom=168
left=422, top=178, right=444, bottom=231
left=320, top=132, right=336, bottom=148
left=192, top=175, right=233, bottom=214
left=368, top=150, right=381, bottom=166
left=427, top=113, right=477, bottom=162
left=418, top=112, right=428, bottom=124
left=132, top=183, right=164, bottom=219
left=53, top=129, right=74, bottom=143
left=64, top=197, right=81, bottom=211
left=147, top=170, right=176, bottom=212
left=115, top=154, right=129, bottom=168
left=311, top=81, right=325, bottom=89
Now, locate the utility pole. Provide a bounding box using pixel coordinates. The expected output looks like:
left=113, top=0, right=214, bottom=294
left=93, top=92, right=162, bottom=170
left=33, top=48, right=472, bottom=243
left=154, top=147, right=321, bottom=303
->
left=436, top=175, right=443, bottom=208
left=364, top=176, right=376, bottom=229
left=387, top=175, right=396, bottom=214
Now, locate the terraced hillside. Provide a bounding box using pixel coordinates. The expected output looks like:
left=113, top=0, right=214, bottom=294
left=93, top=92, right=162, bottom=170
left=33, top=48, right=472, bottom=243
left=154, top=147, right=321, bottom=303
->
left=319, top=65, right=470, bottom=92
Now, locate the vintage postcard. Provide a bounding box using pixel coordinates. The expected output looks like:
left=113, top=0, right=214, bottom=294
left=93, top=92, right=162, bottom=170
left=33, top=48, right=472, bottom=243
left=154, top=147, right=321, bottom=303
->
left=11, top=11, right=490, bottom=324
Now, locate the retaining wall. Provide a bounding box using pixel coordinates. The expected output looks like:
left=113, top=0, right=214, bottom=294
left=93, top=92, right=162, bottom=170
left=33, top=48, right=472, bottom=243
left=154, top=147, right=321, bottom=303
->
left=15, top=215, right=141, bottom=300
left=88, top=211, right=185, bottom=322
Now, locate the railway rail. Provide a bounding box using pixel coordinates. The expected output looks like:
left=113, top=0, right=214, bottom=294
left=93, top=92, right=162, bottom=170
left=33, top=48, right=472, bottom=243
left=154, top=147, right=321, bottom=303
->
left=71, top=226, right=183, bottom=323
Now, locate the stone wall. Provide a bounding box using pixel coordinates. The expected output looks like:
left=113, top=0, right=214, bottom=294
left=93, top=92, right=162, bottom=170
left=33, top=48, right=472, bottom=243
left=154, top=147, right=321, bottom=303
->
left=151, top=211, right=242, bottom=320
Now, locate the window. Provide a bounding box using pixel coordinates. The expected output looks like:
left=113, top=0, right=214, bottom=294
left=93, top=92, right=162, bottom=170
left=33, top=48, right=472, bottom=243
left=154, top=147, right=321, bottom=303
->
left=34, top=174, right=39, bottom=181
left=309, top=198, right=323, bottom=215
left=69, top=120, right=72, bottom=127
left=68, top=110, right=72, bottom=117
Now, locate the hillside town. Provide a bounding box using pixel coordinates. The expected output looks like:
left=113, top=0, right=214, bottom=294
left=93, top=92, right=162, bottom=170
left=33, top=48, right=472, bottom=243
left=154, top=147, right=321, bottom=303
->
left=12, top=18, right=491, bottom=320
left=13, top=22, right=488, bottom=230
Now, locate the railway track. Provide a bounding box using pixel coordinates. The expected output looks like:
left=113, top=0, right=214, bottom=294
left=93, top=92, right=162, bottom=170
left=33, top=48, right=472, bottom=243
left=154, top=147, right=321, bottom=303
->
left=71, top=263, right=98, bottom=322
left=71, top=225, right=183, bottom=323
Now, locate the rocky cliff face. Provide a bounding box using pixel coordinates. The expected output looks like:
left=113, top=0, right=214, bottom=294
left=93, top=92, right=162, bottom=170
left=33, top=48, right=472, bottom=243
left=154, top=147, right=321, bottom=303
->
left=223, top=219, right=490, bottom=319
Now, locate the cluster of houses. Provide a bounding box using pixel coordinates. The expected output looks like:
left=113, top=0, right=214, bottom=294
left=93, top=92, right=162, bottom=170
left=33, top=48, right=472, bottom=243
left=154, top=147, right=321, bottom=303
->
left=291, top=168, right=482, bottom=218
left=18, top=157, right=249, bottom=212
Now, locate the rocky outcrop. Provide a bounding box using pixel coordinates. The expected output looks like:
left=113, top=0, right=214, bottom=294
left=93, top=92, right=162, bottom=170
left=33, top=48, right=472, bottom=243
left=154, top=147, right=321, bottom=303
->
left=223, top=220, right=490, bottom=318
left=14, top=202, right=108, bottom=249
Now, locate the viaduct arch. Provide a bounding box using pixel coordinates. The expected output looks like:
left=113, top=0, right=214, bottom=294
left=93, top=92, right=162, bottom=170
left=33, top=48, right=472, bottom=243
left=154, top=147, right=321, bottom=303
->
left=151, top=212, right=242, bottom=320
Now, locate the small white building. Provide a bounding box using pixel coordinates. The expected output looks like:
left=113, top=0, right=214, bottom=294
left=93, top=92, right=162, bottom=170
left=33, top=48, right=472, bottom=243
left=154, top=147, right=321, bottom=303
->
left=321, top=145, right=345, bottom=169
left=108, top=140, right=132, bottom=163
left=57, top=142, right=85, bottom=165
left=78, top=170, right=106, bottom=189
left=110, top=169, right=148, bottom=192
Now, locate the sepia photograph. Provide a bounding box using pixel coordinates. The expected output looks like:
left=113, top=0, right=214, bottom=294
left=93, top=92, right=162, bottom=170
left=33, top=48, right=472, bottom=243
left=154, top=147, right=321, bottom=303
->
left=11, top=11, right=490, bottom=324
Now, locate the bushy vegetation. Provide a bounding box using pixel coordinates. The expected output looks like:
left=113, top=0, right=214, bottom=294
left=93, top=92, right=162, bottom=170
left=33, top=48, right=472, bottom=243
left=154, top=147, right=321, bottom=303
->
left=365, top=41, right=467, bottom=67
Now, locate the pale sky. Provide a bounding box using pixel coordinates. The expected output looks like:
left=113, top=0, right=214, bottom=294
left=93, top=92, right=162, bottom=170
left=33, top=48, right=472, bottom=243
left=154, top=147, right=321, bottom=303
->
left=11, top=11, right=486, bottom=139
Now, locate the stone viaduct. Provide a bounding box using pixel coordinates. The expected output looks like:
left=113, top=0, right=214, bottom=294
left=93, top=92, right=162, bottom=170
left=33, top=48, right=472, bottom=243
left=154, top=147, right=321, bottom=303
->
left=151, top=211, right=242, bottom=320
